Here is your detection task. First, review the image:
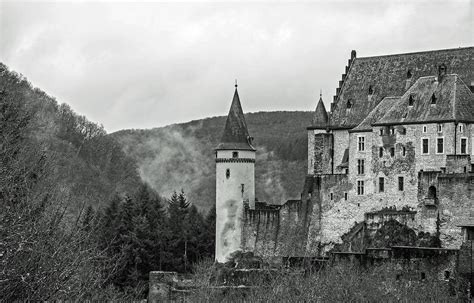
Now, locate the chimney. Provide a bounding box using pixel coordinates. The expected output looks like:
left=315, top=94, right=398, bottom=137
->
left=438, top=64, right=447, bottom=80
left=351, top=50, right=357, bottom=60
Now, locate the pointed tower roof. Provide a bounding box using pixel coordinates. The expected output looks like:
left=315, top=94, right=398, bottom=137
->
left=216, top=84, right=256, bottom=151
left=310, top=92, right=328, bottom=129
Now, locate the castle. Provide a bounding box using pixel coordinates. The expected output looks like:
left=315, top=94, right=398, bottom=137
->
left=215, top=47, right=474, bottom=263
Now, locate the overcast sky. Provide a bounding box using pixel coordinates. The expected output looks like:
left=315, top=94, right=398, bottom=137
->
left=0, top=0, right=472, bottom=132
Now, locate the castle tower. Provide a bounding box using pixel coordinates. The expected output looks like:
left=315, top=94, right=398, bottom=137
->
left=215, top=83, right=256, bottom=263
left=307, top=92, right=333, bottom=175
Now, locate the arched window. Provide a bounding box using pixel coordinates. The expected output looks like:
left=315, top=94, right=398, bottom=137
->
left=407, top=70, right=412, bottom=79
left=226, top=169, right=230, bottom=179
left=428, top=186, right=437, bottom=199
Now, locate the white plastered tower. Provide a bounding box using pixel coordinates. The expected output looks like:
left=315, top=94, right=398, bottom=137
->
left=215, top=84, right=255, bottom=263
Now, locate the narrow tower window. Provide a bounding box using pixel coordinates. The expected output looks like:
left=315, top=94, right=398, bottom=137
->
left=431, top=94, right=437, bottom=104
left=346, top=100, right=352, bottom=109
left=407, top=70, right=412, bottom=79
left=226, top=169, right=230, bottom=179
left=408, top=94, right=415, bottom=106
left=398, top=176, right=404, bottom=191
left=379, top=177, right=385, bottom=192
left=232, top=151, right=239, bottom=158
left=368, top=85, right=374, bottom=95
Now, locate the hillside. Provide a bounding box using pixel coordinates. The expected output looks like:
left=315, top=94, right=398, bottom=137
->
left=112, top=111, right=313, bottom=211
left=0, top=63, right=142, bottom=213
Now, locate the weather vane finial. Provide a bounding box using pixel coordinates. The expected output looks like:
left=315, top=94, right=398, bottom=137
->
left=235, top=79, right=238, bottom=88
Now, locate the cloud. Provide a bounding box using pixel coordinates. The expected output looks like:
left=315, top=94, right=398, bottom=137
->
left=0, top=1, right=471, bottom=132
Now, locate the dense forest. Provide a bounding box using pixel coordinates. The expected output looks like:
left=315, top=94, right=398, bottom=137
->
left=0, top=63, right=214, bottom=299
left=113, top=110, right=313, bottom=211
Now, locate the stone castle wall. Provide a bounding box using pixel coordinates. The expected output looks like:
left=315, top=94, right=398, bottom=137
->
left=242, top=122, right=473, bottom=260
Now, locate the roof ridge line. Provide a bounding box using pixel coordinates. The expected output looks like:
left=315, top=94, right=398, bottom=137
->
left=356, top=46, right=474, bottom=60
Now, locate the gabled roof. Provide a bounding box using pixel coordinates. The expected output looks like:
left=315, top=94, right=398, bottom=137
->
left=373, top=74, right=474, bottom=126
left=329, top=47, right=474, bottom=129
left=309, top=95, right=328, bottom=129
left=216, top=87, right=256, bottom=151
left=350, top=96, right=399, bottom=132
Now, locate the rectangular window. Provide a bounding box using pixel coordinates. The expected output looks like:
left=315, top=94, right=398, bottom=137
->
left=232, top=151, right=239, bottom=158
left=461, top=138, right=467, bottom=154
left=357, top=159, right=365, bottom=175
left=390, top=127, right=395, bottom=135
left=380, top=128, right=384, bottom=136
left=422, top=138, right=429, bottom=154
left=423, top=125, right=427, bottom=133
left=330, top=193, right=333, bottom=200
left=459, top=124, right=464, bottom=133
left=358, top=136, right=365, bottom=151
left=379, top=147, right=384, bottom=158
left=437, top=124, right=443, bottom=133
left=344, top=193, right=348, bottom=200
left=379, top=177, right=385, bottom=192
left=357, top=181, right=364, bottom=195
left=398, top=176, right=404, bottom=191
left=390, top=147, right=395, bottom=157
left=402, top=146, right=406, bottom=156
left=437, top=138, right=444, bottom=154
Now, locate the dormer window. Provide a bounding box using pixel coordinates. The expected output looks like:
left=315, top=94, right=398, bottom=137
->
left=346, top=99, right=353, bottom=109
left=431, top=93, right=437, bottom=104
left=407, top=70, right=412, bottom=79
left=232, top=151, right=239, bottom=158
left=408, top=94, right=415, bottom=106
left=368, top=85, right=374, bottom=95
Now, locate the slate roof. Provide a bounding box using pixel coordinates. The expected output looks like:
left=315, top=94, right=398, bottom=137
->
left=216, top=87, right=256, bottom=151
left=309, top=95, right=329, bottom=129
left=350, top=96, right=399, bottom=132
left=329, top=47, right=474, bottom=129
left=374, top=74, right=474, bottom=126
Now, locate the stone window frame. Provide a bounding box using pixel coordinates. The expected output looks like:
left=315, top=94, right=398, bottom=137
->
left=401, top=145, right=406, bottom=157
left=398, top=176, right=404, bottom=191
left=437, top=123, right=443, bottom=133
left=379, top=177, right=385, bottom=193
left=436, top=137, right=444, bottom=154
left=357, top=180, right=365, bottom=195
left=421, top=137, right=430, bottom=155
left=357, top=135, right=366, bottom=151
left=460, top=137, right=468, bottom=154
left=422, top=125, right=427, bottom=133
left=459, top=124, right=464, bottom=133
left=472, top=136, right=474, bottom=155
left=344, top=192, right=348, bottom=200
left=357, top=159, right=365, bottom=175
left=232, top=151, right=239, bottom=158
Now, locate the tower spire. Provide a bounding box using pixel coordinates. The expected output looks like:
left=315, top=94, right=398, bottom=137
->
left=216, top=83, right=255, bottom=151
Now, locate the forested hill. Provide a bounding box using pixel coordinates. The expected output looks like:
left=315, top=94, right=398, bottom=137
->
left=112, top=111, right=313, bottom=211
left=0, top=63, right=142, bottom=213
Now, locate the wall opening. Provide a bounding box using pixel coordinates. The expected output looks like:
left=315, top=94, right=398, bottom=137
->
left=427, top=186, right=437, bottom=199
left=226, top=169, right=230, bottom=179
left=232, top=151, right=239, bottom=158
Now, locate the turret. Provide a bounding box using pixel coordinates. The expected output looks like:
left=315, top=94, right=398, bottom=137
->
left=307, top=92, right=333, bottom=175
left=215, top=83, right=256, bottom=262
